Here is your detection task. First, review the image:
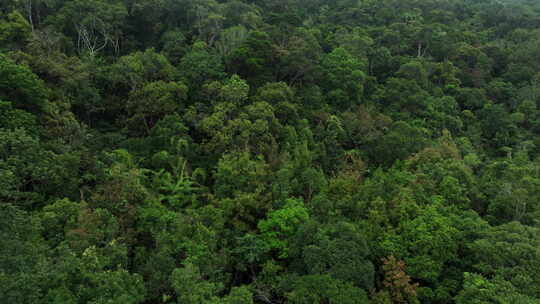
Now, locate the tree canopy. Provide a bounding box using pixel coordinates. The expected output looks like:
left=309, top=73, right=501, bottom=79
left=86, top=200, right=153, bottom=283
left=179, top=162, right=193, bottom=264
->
left=2, top=0, right=540, bottom=303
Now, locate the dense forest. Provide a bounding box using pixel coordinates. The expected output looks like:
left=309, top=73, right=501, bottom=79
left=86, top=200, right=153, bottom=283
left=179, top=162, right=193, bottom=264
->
left=3, top=0, right=540, bottom=303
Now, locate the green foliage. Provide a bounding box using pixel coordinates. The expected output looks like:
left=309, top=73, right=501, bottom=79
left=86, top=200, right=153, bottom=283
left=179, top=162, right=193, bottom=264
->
left=180, top=42, right=226, bottom=89
left=51, top=0, right=128, bottom=56
left=0, top=100, right=37, bottom=131
left=4, top=0, right=540, bottom=303
left=171, top=263, right=221, bottom=304
left=222, top=286, right=253, bottom=304
left=377, top=201, right=486, bottom=302
left=468, top=222, right=540, bottom=298
left=369, top=121, right=429, bottom=166
left=160, top=29, right=187, bottom=63
left=258, top=198, right=309, bottom=258
left=0, top=128, right=66, bottom=208
left=44, top=242, right=146, bottom=304
left=320, top=47, right=366, bottom=108
left=293, top=221, right=375, bottom=290
left=0, top=54, right=48, bottom=113
left=0, top=11, right=32, bottom=50
left=110, top=48, right=176, bottom=91
left=229, top=30, right=274, bottom=85
left=126, top=80, right=188, bottom=134
left=456, top=273, right=538, bottom=304
left=285, top=274, right=370, bottom=304
left=0, top=204, right=47, bottom=303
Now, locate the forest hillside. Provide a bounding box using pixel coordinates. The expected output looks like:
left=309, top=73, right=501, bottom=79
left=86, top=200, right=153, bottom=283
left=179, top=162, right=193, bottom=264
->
left=2, top=0, right=540, bottom=303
